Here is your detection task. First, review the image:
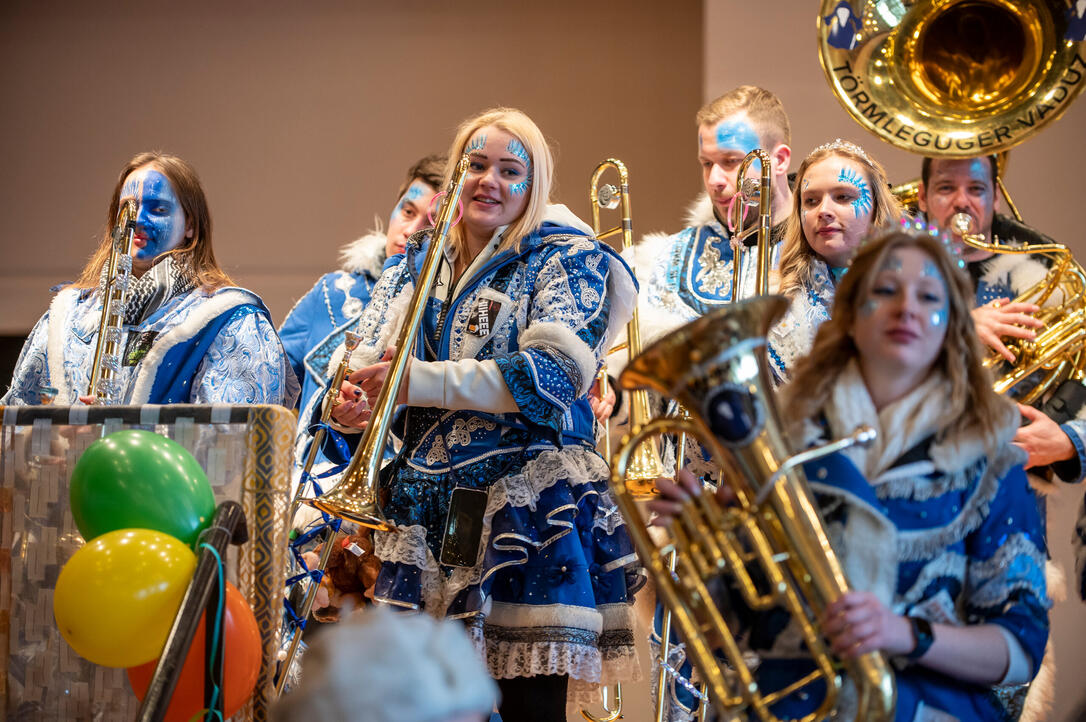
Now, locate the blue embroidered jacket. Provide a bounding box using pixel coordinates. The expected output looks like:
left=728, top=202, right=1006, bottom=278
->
left=2, top=285, right=295, bottom=406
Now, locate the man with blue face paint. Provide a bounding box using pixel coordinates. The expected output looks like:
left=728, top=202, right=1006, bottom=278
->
left=615, top=85, right=792, bottom=722
left=629, top=85, right=793, bottom=345
left=2, top=152, right=297, bottom=407
left=919, top=155, right=1086, bottom=488
left=278, top=154, right=443, bottom=466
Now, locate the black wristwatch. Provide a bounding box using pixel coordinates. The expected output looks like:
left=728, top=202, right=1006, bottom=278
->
left=904, top=616, right=934, bottom=660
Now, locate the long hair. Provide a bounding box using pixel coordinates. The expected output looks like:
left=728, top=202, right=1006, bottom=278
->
left=782, top=228, right=1013, bottom=448
left=776, top=143, right=901, bottom=297
left=74, top=151, right=231, bottom=291
left=442, top=108, right=554, bottom=256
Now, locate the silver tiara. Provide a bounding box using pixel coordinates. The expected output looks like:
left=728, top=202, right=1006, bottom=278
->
left=810, top=138, right=870, bottom=162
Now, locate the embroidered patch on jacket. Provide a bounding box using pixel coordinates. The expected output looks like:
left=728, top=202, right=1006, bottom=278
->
left=123, top=331, right=159, bottom=366
left=466, top=299, right=502, bottom=337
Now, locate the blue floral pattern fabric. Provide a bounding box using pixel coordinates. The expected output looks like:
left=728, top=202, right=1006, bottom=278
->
left=332, top=222, right=643, bottom=697
left=2, top=285, right=295, bottom=406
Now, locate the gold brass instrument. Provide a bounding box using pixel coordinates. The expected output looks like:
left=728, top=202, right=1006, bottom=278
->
left=951, top=212, right=1086, bottom=402
left=728, top=149, right=774, bottom=300
left=305, top=154, right=471, bottom=530
left=590, top=158, right=664, bottom=497
left=613, top=295, right=895, bottom=722
left=818, top=0, right=1086, bottom=158
left=820, top=0, right=1086, bottom=404
left=275, top=331, right=365, bottom=697
left=86, top=199, right=138, bottom=403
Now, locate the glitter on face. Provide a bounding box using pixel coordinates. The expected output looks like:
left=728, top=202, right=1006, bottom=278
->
left=837, top=167, right=872, bottom=218
left=465, top=133, right=487, bottom=154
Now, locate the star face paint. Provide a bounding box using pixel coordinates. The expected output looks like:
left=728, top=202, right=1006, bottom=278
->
left=505, top=137, right=533, bottom=196
left=465, top=133, right=487, bottom=155
left=837, top=167, right=872, bottom=218
left=462, top=126, right=532, bottom=240
left=799, top=156, right=876, bottom=268
left=119, top=167, right=188, bottom=269
left=851, top=246, right=949, bottom=377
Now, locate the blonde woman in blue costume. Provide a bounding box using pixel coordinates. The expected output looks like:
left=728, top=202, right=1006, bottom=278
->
left=326, top=108, right=642, bottom=721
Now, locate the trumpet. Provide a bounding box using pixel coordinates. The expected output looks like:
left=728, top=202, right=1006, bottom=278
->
left=613, top=295, right=895, bottom=721
left=951, top=212, right=1086, bottom=403
left=305, top=154, right=472, bottom=529
left=86, top=199, right=138, bottom=403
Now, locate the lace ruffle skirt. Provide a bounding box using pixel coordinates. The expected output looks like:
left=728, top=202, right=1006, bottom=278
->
left=372, top=446, right=644, bottom=687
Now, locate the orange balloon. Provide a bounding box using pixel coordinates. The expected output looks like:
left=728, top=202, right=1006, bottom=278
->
left=127, top=581, right=262, bottom=721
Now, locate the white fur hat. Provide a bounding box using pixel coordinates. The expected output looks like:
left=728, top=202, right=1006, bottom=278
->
left=272, top=606, right=498, bottom=722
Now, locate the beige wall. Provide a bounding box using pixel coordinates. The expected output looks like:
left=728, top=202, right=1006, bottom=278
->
left=0, top=0, right=703, bottom=334
left=704, top=4, right=1086, bottom=721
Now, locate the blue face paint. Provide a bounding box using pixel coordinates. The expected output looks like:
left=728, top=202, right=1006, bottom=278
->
left=506, top=137, right=533, bottom=196
left=837, top=167, right=872, bottom=218
left=715, top=118, right=760, bottom=170
left=465, top=133, right=487, bottom=155
left=122, top=169, right=187, bottom=263
left=931, top=307, right=949, bottom=327
left=881, top=253, right=903, bottom=273
left=390, top=180, right=428, bottom=226
left=922, top=259, right=940, bottom=278
left=860, top=298, right=879, bottom=317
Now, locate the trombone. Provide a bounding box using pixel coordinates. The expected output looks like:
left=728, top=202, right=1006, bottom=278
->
left=304, top=154, right=471, bottom=528
left=728, top=149, right=774, bottom=301
left=580, top=159, right=664, bottom=722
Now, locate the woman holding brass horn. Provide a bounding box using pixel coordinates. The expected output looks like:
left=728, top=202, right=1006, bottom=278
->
left=651, top=227, right=1049, bottom=720
left=2, top=151, right=295, bottom=407
left=326, top=108, right=643, bottom=720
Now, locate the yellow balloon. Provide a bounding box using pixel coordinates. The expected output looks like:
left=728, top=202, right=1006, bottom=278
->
left=53, top=528, right=196, bottom=668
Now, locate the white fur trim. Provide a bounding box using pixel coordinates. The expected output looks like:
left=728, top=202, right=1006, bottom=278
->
left=682, top=193, right=716, bottom=228
left=344, top=280, right=415, bottom=371
left=979, top=253, right=1053, bottom=305
left=487, top=601, right=603, bottom=634
left=337, top=231, right=387, bottom=277
left=544, top=203, right=594, bottom=236
left=128, top=288, right=263, bottom=404
left=46, top=288, right=81, bottom=401
left=604, top=253, right=638, bottom=354
left=518, top=322, right=599, bottom=396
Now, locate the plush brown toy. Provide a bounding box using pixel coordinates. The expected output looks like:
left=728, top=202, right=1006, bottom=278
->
left=300, top=529, right=382, bottom=622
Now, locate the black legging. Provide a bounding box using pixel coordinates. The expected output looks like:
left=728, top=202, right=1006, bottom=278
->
left=497, top=674, right=569, bottom=722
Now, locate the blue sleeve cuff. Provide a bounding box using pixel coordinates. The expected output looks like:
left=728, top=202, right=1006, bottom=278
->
left=1053, top=421, right=1086, bottom=483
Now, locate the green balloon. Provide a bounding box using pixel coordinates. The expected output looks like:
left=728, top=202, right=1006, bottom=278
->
left=70, top=429, right=215, bottom=546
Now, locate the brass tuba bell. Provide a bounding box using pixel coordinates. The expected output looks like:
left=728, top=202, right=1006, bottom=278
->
left=818, top=0, right=1086, bottom=157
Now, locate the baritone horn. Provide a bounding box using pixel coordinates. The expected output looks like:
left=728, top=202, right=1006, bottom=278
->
left=590, top=158, right=664, bottom=496
left=612, top=295, right=895, bottom=722
left=951, top=212, right=1086, bottom=402
left=305, top=155, right=472, bottom=530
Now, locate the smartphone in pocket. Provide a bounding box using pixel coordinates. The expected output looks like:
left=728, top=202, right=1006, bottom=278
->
left=439, top=486, right=489, bottom=567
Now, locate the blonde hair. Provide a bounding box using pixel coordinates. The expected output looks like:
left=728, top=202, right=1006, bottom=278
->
left=74, top=151, right=231, bottom=291
left=695, top=85, right=791, bottom=149
left=777, top=144, right=901, bottom=297
left=442, top=108, right=554, bottom=256
left=782, top=229, right=1014, bottom=448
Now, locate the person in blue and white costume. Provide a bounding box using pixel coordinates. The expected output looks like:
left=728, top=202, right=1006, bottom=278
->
left=643, top=139, right=902, bottom=722
left=631, top=86, right=793, bottom=343
left=278, top=154, right=444, bottom=461
left=918, top=155, right=1086, bottom=486
left=2, top=151, right=295, bottom=407
left=652, top=228, right=1049, bottom=721
left=771, top=139, right=902, bottom=384
left=327, top=108, right=642, bottom=722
